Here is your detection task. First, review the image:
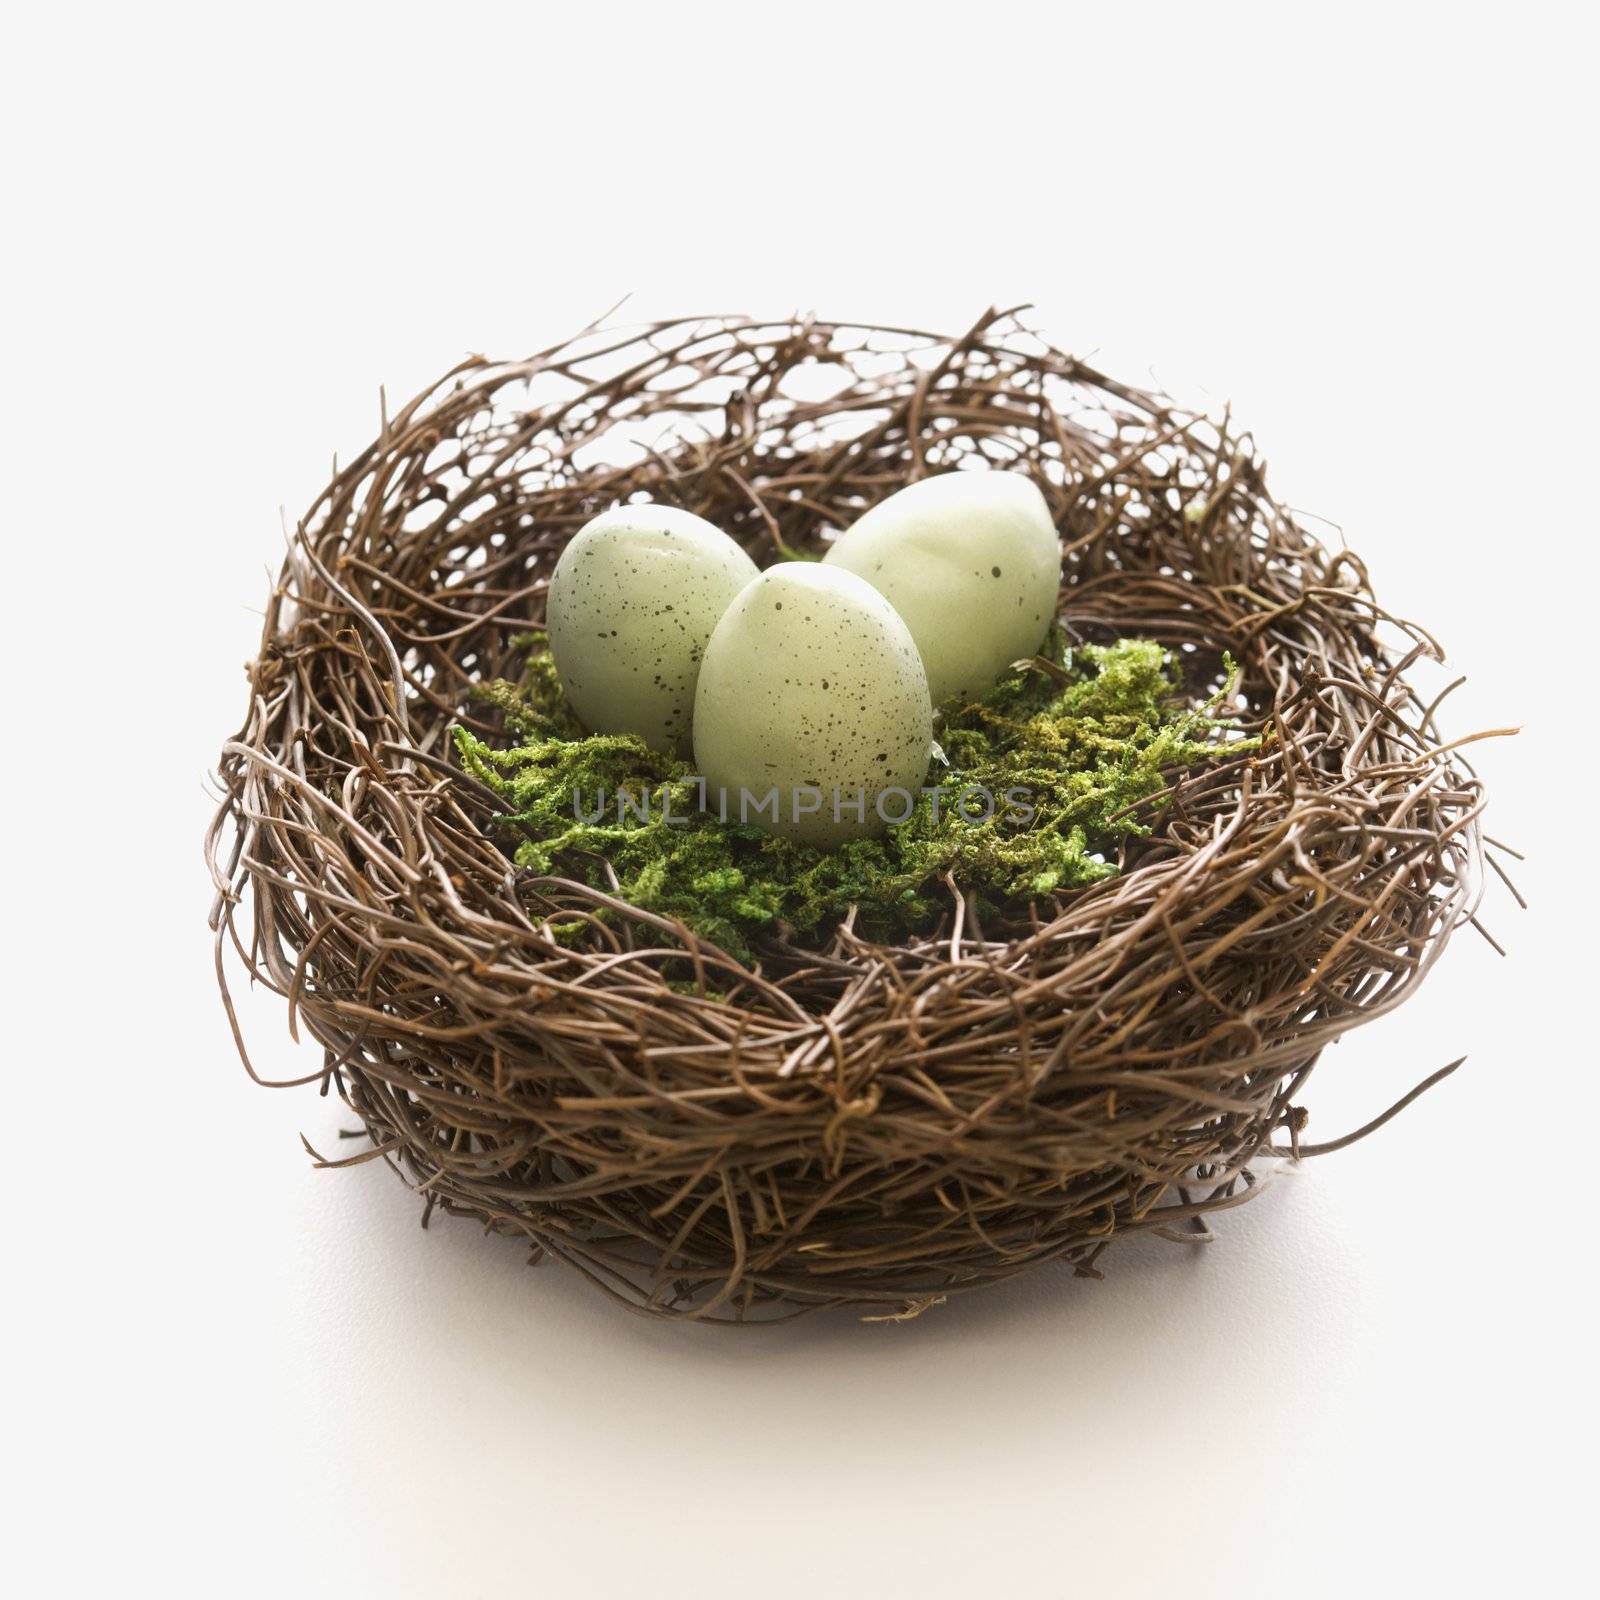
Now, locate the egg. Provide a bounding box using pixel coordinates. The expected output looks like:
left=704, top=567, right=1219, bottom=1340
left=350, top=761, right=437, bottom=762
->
left=822, top=470, right=1061, bottom=706
left=546, top=504, right=759, bottom=752
left=693, top=563, right=933, bottom=846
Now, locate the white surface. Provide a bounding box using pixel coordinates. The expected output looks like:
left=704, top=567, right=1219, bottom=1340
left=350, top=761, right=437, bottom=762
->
left=5, top=5, right=1594, bottom=1596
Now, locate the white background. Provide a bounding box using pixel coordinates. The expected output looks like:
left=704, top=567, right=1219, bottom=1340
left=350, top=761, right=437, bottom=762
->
left=5, top=5, right=1595, bottom=1595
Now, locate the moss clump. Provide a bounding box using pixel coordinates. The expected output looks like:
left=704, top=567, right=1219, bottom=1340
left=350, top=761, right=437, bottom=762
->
left=455, top=632, right=1252, bottom=957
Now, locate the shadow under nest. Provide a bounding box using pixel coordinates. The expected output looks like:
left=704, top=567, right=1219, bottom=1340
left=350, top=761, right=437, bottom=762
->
left=208, top=309, right=1496, bottom=1322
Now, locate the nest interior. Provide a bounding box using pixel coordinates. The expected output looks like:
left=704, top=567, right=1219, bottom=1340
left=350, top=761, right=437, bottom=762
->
left=209, top=310, right=1489, bottom=1322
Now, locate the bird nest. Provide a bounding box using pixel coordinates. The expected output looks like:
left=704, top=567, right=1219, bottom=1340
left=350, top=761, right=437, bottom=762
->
left=208, top=310, right=1496, bottom=1322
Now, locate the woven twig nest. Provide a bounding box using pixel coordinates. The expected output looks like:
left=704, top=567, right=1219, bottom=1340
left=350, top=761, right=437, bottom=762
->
left=209, top=310, right=1489, bottom=1322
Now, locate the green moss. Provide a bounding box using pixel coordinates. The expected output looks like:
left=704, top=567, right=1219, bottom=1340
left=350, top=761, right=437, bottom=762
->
left=456, top=631, right=1253, bottom=958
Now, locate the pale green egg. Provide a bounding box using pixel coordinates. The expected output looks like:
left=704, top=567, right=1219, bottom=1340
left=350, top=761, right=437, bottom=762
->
left=546, top=504, right=758, bottom=752
left=822, top=470, right=1061, bottom=706
left=693, top=563, right=934, bottom=846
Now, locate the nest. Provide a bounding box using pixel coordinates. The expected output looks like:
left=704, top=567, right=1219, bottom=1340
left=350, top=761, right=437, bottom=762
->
left=208, top=310, right=1494, bottom=1322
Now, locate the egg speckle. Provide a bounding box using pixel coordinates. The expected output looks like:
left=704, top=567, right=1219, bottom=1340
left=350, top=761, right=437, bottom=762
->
left=546, top=504, right=758, bottom=752
left=821, top=470, right=1061, bottom=706
left=693, top=563, right=933, bottom=846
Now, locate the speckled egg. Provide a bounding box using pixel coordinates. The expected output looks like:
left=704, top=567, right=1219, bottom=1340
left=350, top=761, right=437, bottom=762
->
left=822, top=470, right=1061, bottom=707
left=546, top=504, right=759, bottom=752
left=693, top=563, right=934, bottom=846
